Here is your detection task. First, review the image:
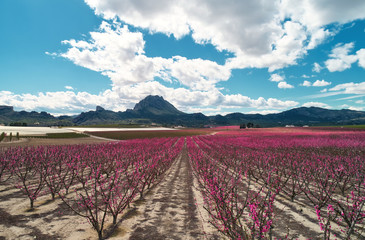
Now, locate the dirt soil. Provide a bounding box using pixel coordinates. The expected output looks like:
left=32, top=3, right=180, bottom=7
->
left=120, top=147, right=220, bottom=240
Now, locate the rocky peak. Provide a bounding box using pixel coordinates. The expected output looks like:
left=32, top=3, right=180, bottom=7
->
left=96, top=106, right=105, bottom=112
left=133, top=95, right=184, bottom=116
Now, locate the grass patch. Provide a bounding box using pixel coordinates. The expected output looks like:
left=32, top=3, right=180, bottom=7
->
left=340, top=125, right=365, bottom=129
left=313, top=125, right=365, bottom=130
left=86, top=129, right=213, bottom=140
left=23, top=132, right=89, bottom=139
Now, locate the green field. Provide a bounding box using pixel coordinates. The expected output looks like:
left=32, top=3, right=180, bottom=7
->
left=340, top=125, right=365, bottom=129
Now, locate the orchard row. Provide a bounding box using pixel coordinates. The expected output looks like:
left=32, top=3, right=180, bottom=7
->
left=0, top=137, right=184, bottom=239
left=187, top=132, right=365, bottom=239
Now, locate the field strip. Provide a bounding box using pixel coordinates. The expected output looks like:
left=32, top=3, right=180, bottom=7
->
left=118, top=146, right=209, bottom=239
left=191, top=137, right=327, bottom=239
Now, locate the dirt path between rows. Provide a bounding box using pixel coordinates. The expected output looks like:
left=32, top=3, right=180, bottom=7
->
left=119, top=146, right=221, bottom=240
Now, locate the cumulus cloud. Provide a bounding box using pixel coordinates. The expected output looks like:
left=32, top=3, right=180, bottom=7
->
left=325, top=43, right=358, bottom=72
left=302, top=80, right=312, bottom=87
left=357, top=49, right=365, bottom=68
left=84, top=0, right=365, bottom=72
left=223, top=94, right=297, bottom=109
left=0, top=90, right=119, bottom=113
left=65, top=86, right=74, bottom=90
left=312, top=79, right=331, bottom=87
left=324, top=42, right=365, bottom=72
left=301, top=79, right=331, bottom=87
left=278, top=81, right=294, bottom=89
left=269, top=74, right=296, bottom=89
left=0, top=84, right=299, bottom=115
left=60, top=22, right=230, bottom=91
left=269, top=73, right=284, bottom=82
left=280, top=0, right=365, bottom=30
left=302, top=101, right=331, bottom=108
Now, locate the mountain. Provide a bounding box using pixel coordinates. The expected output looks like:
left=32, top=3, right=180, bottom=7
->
left=0, top=105, right=73, bottom=126
left=265, top=107, right=365, bottom=125
left=133, top=95, right=185, bottom=116
left=1, top=96, right=365, bottom=127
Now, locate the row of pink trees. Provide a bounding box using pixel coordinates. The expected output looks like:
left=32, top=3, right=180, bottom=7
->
left=187, top=137, right=280, bottom=239
left=0, top=137, right=184, bottom=239
left=188, top=132, right=365, bottom=239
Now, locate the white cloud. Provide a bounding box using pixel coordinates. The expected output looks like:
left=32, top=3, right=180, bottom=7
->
left=338, top=104, right=362, bottom=111
left=50, top=20, right=299, bottom=113
left=280, top=0, right=365, bottom=30
left=355, top=100, right=364, bottom=104
left=312, top=62, right=323, bottom=73
left=245, top=110, right=280, bottom=115
left=302, top=102, right=331, bottom=109
left=223, top=94, right=298, bottom=109
left=312, top=79, right=331, bottom=87
left=330, top=82, right=365, bottom=94
left=278, top=81, right=294, bottom=89
left=60, top=22, right=231, bottom=91
left=307, top=28, right=332, bottom=50
left=325, top=43, right=359, bottom=72
left=348, top=106, right=364, bottom=111
left=320, top=88, right=328, bottom=93
left=357, top=49, right=365, bottom=68
left=0, top=90, right=119, bottom=113
left=65, top=86, right=74, bottom=90
left=269, top=74, right=296, bottom=89
left=84, top=0, right=365, bottom=72
left=340, top=104, right=349, bottom=109
left=302, top=80, right=312, bottom=87
left=269, top=73, right=284, bottom=82
left=0, top=83, right=299, bottom=116
left=302, top=79, right=331, bottom=87
left=336, top=94, right=365, bottom=100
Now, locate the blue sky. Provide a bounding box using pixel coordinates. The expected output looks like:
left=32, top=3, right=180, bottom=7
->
left=0, top=0, right=364, bottom=116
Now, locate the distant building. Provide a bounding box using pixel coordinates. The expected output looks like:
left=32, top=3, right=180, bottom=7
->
left=303, top=125, right=309, bottom=127
left=285, top=125, right=295, bottom=127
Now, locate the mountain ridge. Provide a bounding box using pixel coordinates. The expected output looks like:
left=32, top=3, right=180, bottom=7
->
left=1, top=96, right=365, bottom=127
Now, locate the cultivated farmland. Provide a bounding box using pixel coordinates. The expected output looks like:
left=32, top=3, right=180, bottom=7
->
left=0, top=128, right=364, bottom=239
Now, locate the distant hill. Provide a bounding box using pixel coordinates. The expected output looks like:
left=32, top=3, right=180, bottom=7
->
left=1, top=96, right=365, bottom=127
left=0, top=105, right=73, bottom=126
left=133, top=95, right=185, bottom=116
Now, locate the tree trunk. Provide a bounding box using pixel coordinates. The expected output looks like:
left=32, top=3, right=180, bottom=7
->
left=113, top=215, right=117, bottom=225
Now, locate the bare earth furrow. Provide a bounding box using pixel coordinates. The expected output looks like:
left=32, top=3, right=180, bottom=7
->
left=125, top=147, right=206, bottom=240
